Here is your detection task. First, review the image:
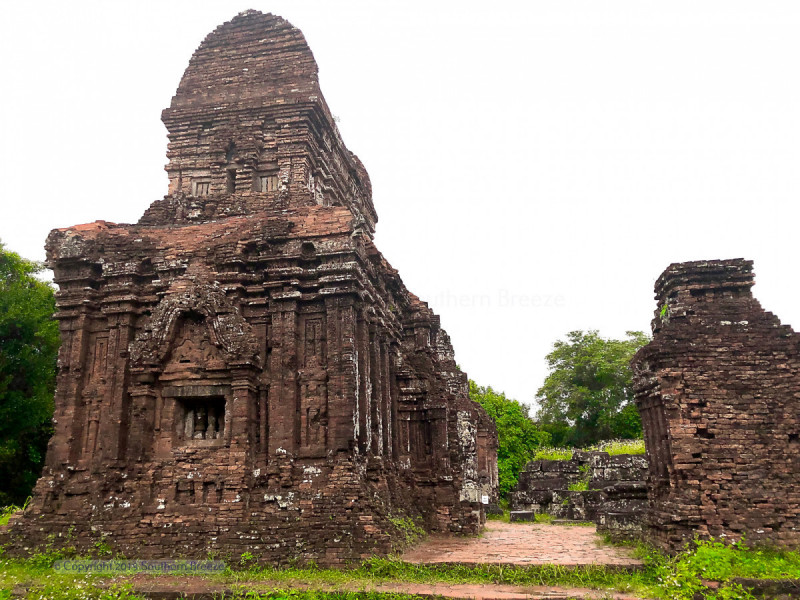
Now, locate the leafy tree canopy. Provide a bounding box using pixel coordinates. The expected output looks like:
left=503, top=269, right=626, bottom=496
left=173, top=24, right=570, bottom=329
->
left=469, top=380, right=550, bottom=499
left=535, top=330, right=649, bottom=447
left=0, top=241, right=59, bottom=505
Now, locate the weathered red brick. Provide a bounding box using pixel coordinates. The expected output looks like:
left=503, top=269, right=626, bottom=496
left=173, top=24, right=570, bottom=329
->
left=2, top=10, right=497, bottom=565
left=634, top=259, right=800, bottom=552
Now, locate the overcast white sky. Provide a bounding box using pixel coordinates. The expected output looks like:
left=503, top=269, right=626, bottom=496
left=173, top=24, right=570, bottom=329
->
left=1, top=1, right=799, bottom=407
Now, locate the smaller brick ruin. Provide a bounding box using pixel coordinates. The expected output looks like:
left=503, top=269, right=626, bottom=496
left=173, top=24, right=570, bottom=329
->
left=633, top=259, right=800, bottom=552
left=509, top=451, right=648, bottom=537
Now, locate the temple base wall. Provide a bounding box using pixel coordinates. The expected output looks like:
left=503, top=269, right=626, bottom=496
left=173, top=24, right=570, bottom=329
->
left=2, top=453, right=482, bottom=565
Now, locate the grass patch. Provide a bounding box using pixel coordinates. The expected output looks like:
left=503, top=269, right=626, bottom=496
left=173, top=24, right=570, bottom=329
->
left=486, top=511, right=597, bottom=526
left=485, top=511, right=509, bottom=522
left=3, top=580, right=437, bottom=600
left=533, top=513, right=555, bottom=524
left=222, top=559, right=636, bottom=586
left=0, top=498, right=28, bottom=526
left=567, top=481, right=588, bottom=492
left=486, top=511, right=554, bottom=524
left=352, top=558, right=649, bottom=592
left=675, top=538, right=800, bottom=580
left=23, top=582, right=144, bottom=600
left=596, top=439, right=645, bottom=456
left=532, top=447, right=573, bottom=461
left=3, top=535, right=800, bottom=600
left=0, top=556, right=145, bottom=599
left=532, top=440, right=645, bottom=463
left=629, top=537, right=800, bottom=599
left=0, top=552, right=649, bottom=597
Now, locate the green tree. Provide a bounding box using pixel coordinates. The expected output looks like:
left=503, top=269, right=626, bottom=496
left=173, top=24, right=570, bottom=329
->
left=0, top=241, right=59, bottom=505
left=535, top=330, right=649, bottom=447
left=469, top=380, right=550, bottom=499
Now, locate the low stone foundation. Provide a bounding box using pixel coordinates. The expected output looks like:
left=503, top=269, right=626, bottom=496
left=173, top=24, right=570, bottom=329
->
left=4, top=453, right=455, bottom=565
left=510, top=451, right=648, bottom=538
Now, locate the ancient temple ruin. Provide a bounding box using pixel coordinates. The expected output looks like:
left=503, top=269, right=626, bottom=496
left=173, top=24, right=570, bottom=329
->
left=633, top=259, right=800, bottom=552
left=509, top=451, right=648, bottom=538
left=5, top=11, right=497, bottom=563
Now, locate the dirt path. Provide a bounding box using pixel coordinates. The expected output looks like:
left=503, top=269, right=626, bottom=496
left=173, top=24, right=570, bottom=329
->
left=120, top=575, right=647, bottom=600
left=401, top=522, right=642, bottom=568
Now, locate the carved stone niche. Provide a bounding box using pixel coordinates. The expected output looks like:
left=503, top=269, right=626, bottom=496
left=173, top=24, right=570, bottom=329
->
left=163, top=385, right=230, bottom=448
left=129, top=283, right=261, bottom=455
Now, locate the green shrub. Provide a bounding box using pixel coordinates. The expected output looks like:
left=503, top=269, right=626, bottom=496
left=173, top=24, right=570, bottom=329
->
left=388, top=516, right=426, bottom=546
left=0, top=242, right=60, bottom=506
left=680, top=537, right=800, bottom=580
left=0, top=503, right=23, bottom=526
left=636, top=537, right=800, bottom=599
left=469, top=381, right=550, bottom=498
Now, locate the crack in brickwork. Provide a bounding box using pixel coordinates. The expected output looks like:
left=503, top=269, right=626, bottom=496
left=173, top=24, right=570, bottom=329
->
left=2, top=10, right=498, bottom=565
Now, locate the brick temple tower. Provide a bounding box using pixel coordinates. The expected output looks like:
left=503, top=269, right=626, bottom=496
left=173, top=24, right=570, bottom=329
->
left=633, top=259, right=800, bottom=552
left=5, top=11, right=498, bottom=564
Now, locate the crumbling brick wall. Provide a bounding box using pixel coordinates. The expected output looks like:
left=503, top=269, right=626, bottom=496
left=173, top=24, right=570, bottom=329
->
left=2, top=10, right=497, bottom=565
left=510, top=451, right=648, bottom=536
left=632, top=259, right=800, bottom=552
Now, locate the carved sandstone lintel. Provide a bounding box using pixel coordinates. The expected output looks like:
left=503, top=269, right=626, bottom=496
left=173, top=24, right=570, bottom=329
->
left=129, top=282, right=261, bottom=369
